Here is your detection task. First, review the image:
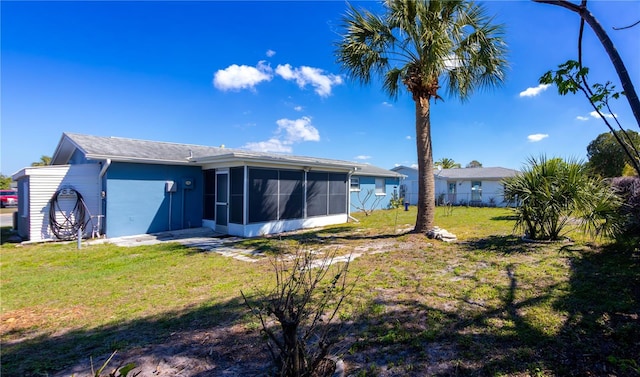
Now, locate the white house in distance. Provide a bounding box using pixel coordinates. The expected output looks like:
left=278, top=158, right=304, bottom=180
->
left=391, top=166, right=519, bottom=207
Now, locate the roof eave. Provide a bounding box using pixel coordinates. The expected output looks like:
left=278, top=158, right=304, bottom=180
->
left=51, top=133, right=85, bottom=165
left=85, top=154, right=198, bottom=166
left=196, top=153, right=357, bottom=171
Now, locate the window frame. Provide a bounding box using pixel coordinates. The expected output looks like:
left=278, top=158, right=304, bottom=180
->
left=375, top=178, right=386, bottom=196
left=349, top=177, right=360, bottom=191
left=471, top=180, right=482, bottom=201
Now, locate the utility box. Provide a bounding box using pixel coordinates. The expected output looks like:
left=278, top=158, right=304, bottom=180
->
left=183, top=177, right=194, bottom=189
left=165, top=180, right=177, bottom=193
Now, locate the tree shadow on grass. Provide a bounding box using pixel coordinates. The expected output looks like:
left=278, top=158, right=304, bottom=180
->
left=1, top=296, right=272, bottom=377
left=490, top=214, right=519, bottom=222
left=6, top=239, right=638, bottom=377
left=549, top=244, right=640, bottom=375
left=236, top=225, right=414, bottom=254
left=458, top=235, right=535, bottom=254
left=338, top=244, right=639, bottom=376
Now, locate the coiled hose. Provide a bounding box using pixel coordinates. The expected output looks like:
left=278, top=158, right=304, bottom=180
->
left=48, top=187, right=91, bottom=240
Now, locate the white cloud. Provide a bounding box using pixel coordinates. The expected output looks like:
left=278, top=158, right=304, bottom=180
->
left=519, top=84, right=550, bottom=98
left=276, top=116, right=320, bottom=143
left=527, top=133, right=549, bottom=142
left=275, top=64, right=343, bottom=97
left=213, top=61, right=273, bottom=91
left=355, top=155, right=371, bottom=160
left=382, top=101, right=393, bottom=107
left=266, top=49, right=276, bottom=57
left=576, top=116, right=589, bottom=121
left=242, top=116, right=320, bottom=154
left=405, top=135, right=412, bottom=140
left=242, top=138, right=292, bottom=153
left=590, top=110, right=617, bottom=119
left=294, top=106, right=303, bottom=112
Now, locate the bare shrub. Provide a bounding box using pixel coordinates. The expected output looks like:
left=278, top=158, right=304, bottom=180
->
left=242, top=249, right=356, bottom=377
left=351, top=189, right=384, bottom=216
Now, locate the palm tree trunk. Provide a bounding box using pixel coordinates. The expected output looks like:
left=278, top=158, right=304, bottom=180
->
left=414, top=96, right=435, bottom=233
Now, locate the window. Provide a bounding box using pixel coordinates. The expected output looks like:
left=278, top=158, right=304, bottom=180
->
left=350, top=177, right=360, bottom=191
left=375, top=178, right=386, bottom=195
left=471, top=181, right=482, bottom=201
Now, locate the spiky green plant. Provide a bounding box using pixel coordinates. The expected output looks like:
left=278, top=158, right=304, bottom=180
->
left=503, top=155, right=622, bottom=240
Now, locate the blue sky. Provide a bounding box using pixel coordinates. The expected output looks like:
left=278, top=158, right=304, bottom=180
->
left=2, top=1, right=639, bottom=176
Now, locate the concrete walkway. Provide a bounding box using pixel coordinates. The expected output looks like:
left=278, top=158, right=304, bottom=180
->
left=89, top=227, right=265, bottom=262
left=90, top=227, right=387, bottom=266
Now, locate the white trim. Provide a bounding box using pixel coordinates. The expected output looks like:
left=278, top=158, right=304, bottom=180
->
left=204, top=215, right=348, bottom=237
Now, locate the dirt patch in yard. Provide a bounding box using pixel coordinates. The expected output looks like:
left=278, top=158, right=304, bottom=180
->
left=42, top=234, right=444, bottom=377
left=52, top=323, right=274, bottom=377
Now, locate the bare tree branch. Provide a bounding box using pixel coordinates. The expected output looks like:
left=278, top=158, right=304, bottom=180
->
left=534, top=0, right=640, bottom=128
left=613, top=20, right=640, bottom=31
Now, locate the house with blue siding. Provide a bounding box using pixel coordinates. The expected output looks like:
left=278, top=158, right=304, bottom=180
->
left=13, top=133, right=402, bottom=241
left=350, top=165, right=404, bottom=213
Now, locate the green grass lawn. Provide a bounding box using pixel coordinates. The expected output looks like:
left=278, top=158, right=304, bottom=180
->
left=1, top=207, right=638, bottom=376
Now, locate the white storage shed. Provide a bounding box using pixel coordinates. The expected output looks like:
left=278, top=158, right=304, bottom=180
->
left=12, top=164, right=102, bottom=242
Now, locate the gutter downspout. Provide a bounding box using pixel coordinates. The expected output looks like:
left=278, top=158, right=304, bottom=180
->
left=98, top=159, right=111, bottom=236
left=99, top=159, right=111, bottom=179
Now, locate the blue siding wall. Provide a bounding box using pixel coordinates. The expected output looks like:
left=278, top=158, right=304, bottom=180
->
left=350, top=176, right=400, bottom=213
left=105, top=163, right=203, bottom=237
left=69, top=149, right=100, bottom=165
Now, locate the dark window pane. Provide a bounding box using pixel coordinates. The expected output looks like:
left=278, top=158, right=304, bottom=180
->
left=249, top=168, right=278, bottom=223
left=216, top=173, right=228, bottom=202
left=279, top=170, right=303, bottom=219
left=203, top=169, right=216, bottom=220
left=230, top=167, right=244, bottom=195
left=204, top=195, right=216, bottom=220
left=216, top=204, right=228, bottom=225
left=307, top=172, right=328, bottom=217
left=229, top=167, right=244, bottom=224
left=328, top=173, right=347, bottom=214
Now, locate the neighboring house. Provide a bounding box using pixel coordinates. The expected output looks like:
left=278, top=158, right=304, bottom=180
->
left=391, top=165, right=519, bottom=207
left=13, top=133, right=401, bottom=241
left=350, top=165, right=404, bottom=213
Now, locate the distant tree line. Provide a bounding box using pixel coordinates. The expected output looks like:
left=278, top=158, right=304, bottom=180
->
left=434, top=158, right=482, bottom=169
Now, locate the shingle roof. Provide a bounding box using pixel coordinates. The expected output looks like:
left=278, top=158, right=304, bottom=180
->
left=354, top=164, right=405, bottom=178
left=53, top=133, right=228, bottom=164
left=436, top=167, right=519, bottom=179
left=51, top=133, right=402, bottom=176
left=392, top=165, right=519, bottom=180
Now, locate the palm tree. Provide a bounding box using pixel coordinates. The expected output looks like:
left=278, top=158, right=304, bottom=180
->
left=503, top=156, right=622, bottom=240
left=31, top=155, right=51, bottom=167
left=435, top=158, right=461, bottom=169
left=336, top=0, right=508, bottom=233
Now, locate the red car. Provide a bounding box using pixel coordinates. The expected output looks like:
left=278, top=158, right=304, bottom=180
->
left=0, top=190, right=18, bottom=208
